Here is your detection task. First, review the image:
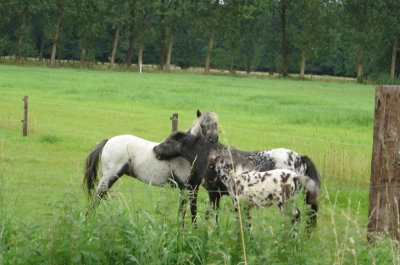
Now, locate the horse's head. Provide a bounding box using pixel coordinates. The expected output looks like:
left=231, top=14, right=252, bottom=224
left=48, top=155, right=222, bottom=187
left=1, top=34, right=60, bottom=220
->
left=189, top=110, right=219, bottom=144
left=153, top=131, right=187, bottom=160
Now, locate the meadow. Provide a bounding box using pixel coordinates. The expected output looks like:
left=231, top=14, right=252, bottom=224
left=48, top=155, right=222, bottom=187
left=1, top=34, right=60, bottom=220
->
left=0, top=65, right=398, bottom=264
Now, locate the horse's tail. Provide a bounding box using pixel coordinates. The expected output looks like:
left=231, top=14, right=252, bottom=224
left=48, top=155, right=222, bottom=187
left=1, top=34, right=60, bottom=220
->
left=300, top=155, right=321, bottom=228
left=83, top=139, right=108, bottom=197
left=301, top=155, right=320, bottom=188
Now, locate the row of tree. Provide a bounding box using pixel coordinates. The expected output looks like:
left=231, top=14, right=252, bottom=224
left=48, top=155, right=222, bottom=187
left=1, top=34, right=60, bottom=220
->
left=0, top=0, right=399, bottom=79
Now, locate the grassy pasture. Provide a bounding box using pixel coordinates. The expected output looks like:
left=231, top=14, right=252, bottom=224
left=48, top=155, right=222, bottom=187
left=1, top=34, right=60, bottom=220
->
left=0, top=65, right=398, bottom=264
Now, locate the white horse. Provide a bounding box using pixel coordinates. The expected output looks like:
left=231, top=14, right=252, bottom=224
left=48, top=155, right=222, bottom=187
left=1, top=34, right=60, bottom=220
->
left=84, top=110, right=218, bottom=223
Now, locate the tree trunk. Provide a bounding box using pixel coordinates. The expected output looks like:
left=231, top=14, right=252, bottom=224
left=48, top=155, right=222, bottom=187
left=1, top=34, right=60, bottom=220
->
left=269, top=55, right=275, bottom=76
left=58, top=46, right=63, bottom=65
left=109, top=25, right=120, bottom=69
left=280, top=1, right=288, bottom=77
left=137, top=42, right=144, bottom=69
left=38, top=37, right=45, bottom=61
left=230, top=56, right=235, bottom=73
left=245, top=40, right=253, bottom=74
left=165, top=33, right=174, bottom=72
left=80, top=33, right=87, bottom=68
left=300, top=49, right=306, bottom=77
left=126, top=17, right=135, bottom=68
left=390, top=39, right=397, bottom=80
left=204, top=29, right=215, bottom=74
left=357, top=46, right=364, bottom=79
left=50, top=16, right=61, bottom=66
left=159, top=28, right=166, bottom=70
left=159, top=23, right=166, bottom=70
left=16, top=10, right=27, bottom=64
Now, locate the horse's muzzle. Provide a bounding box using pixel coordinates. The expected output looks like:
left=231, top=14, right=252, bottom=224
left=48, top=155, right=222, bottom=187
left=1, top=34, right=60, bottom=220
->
left=153, top=146, right=163, bottom=160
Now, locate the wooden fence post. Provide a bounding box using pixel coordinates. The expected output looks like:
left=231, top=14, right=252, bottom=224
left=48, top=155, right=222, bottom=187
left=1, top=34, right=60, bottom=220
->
left=367, top=85, right=400, bottom=243
left=22, top=96, right=28, bottom=136
left=171, top=113, right=178, bottom=132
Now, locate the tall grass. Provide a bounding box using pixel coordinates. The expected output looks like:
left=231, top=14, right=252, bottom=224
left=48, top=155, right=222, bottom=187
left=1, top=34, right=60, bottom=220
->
left=1, top=189, right=399, bottom=264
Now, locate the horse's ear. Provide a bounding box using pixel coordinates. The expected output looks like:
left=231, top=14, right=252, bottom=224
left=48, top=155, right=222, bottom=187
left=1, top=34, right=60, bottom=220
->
left=196, top=110, right=201, bottom=118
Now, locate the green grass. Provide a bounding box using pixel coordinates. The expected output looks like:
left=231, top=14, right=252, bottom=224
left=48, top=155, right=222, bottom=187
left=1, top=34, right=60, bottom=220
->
left=0, top=65, right=398, bottom=264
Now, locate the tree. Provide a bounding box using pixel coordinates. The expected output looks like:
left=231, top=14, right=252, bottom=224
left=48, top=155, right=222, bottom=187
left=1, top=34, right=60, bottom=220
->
left=164, top=0, right=182, bottom=71
left=270, top=0, right=292, bottom=76
left=235, top=0, right=266, bottom=74
left=195, top=0, right=224, bottom=73
left=46, top=0, right=75, bottom=66
left=135, top=0, right=155, bottom=69
left=343, top=0, right=375, bottom=79
left=74, top=0, right=107, bottom=67
left=157, top=0, right=167, bottom=69
left=10, top=0, right=38, bottom=64
left=291, top=0, right=325, bottom=77
left=380, top=0, right=400, bottom=79
left=0, top=0, right=11, bottom=54
left=106, top=0, right=129, bottom=69
left=262, top=3, right=280, bottom=75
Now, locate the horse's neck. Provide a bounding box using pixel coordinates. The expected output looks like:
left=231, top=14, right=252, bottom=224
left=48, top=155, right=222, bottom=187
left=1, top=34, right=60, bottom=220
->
left=183, top=141, right=210, bottom=170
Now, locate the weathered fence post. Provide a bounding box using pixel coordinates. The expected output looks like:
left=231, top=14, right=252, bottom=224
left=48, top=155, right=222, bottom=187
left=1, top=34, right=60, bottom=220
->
left=171, top=113, right=178, bottom=132
left=22, top=96, right=28, bottom=136
left=367, top=85, right=400, bottom=243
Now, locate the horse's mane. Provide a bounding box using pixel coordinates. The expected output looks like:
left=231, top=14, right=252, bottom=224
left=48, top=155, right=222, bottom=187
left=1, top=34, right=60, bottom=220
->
left=188, top=111, right=218, bottom=135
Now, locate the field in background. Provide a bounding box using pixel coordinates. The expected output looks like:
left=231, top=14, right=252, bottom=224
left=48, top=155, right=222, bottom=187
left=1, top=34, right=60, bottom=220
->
left=1, top=65, right=398, bottom=264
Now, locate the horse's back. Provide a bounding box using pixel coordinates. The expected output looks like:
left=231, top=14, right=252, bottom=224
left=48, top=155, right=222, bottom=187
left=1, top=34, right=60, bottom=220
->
left=101, top=134, right=190, bottom=185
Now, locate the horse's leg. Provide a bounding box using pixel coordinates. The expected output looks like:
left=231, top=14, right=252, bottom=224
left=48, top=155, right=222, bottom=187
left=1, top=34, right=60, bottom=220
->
left=206, top=192, right=221, bottom=222
left=292, top=208, right=301, bottom=225
left=177, top=188, right=188, bottom=227
left=189, top=186, right=200, bottom=227
left=97, top=163, right=128, bottom=197
left=87, top=163, right=128, bottom=217
left=278, top=195, right=301, bottom=238
left=245, top=207, right=252, bottom=231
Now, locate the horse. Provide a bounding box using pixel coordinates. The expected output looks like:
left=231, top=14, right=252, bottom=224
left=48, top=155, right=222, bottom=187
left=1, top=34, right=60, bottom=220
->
left=207, top=155, right=319, bottom=231
left=153, top=131, right=320, bottom=230
left=83, top=110, right=218, bottom=224
left=203, top=145, right=320, bottom=229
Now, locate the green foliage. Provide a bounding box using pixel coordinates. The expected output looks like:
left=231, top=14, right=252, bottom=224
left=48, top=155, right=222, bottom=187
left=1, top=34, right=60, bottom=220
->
left=0, top=0, right=398, bottom=79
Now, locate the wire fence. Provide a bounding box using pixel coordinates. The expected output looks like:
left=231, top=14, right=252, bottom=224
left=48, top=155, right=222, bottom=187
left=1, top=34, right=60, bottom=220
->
left=2, top=97, right=398, bottom=196
left=4, top=97, right=376, bottom=148
left=3, top=180, right=398, bottom=194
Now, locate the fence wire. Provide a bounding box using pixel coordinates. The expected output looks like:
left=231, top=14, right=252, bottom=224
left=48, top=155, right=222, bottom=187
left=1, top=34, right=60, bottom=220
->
left=2, top=98, right=399, bottom=197
left=3, top=98, right=376, bottom=149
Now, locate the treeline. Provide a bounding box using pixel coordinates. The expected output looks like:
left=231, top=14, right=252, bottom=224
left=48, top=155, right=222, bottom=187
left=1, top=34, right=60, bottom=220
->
left=0, top=0, right=399, bottom=80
